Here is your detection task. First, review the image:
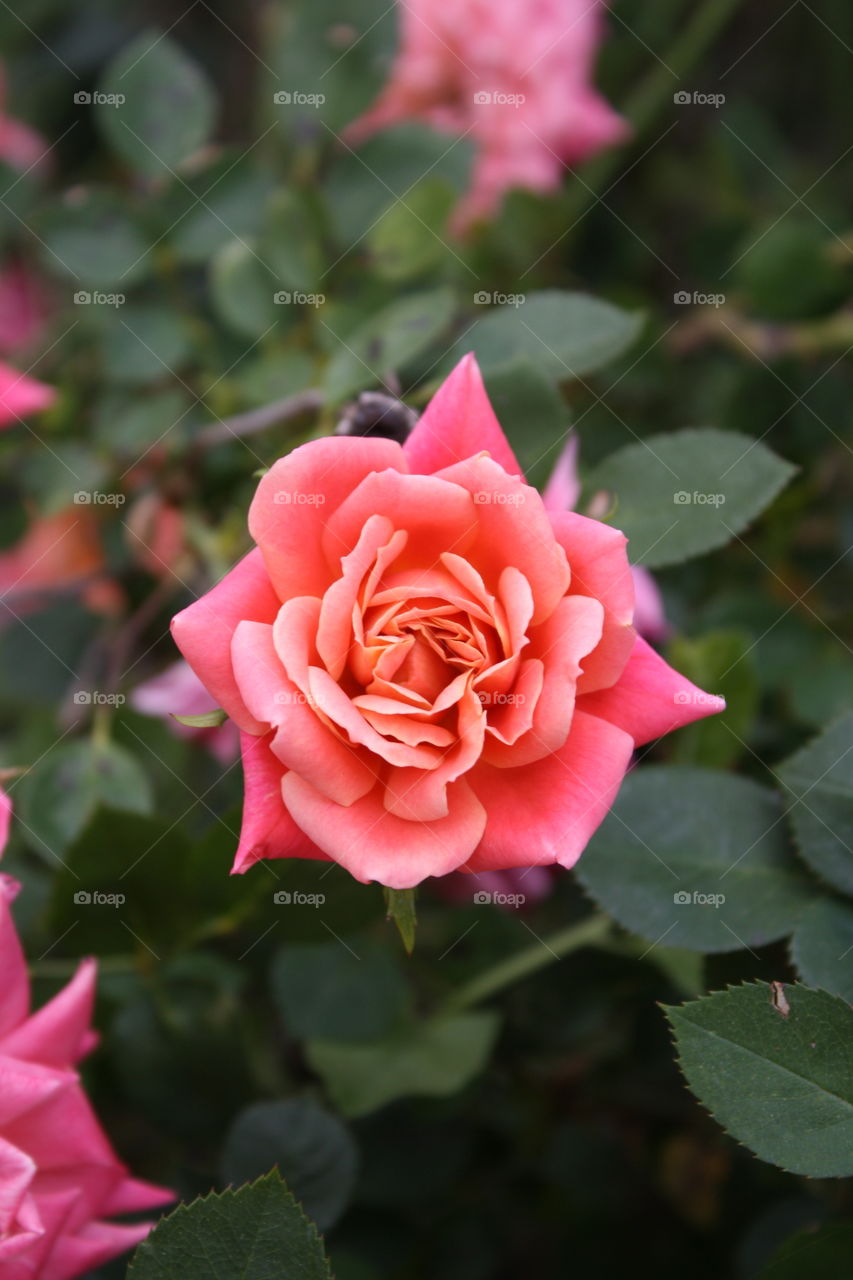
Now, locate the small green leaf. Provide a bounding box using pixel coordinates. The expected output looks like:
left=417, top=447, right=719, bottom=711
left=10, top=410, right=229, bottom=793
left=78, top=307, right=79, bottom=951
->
left=221, top=1100, right=357, bottom=1231
left=38, top=187, right=150, bottom=287
left=367, top=179, right=455, bottom=281
left=777, top=713, right=853, bottom=898
left=483, top=358, right=569, bottom=490
left=792, top=896, right=853, bottom=1003
left=666, top=629, right=758, bottom=768
left=664, top=982, right=853, bottom=1178
left=306, top=1012, right=501, bottom=1117
left=384, top=887, right=417, bottom=954
left=101, top=304, right=193, bottom=384
left=271, top=938, right=410, bottom=1043
left=577, top=766, right=814, bottom=953
left=128, top=1172, right=332, bottom=1279
left=323, top=287, right=456, bottom=403
left=18, top=740, right=152, bottom=858
left=588, top=428, right=796, bottom=567
left=209, top=240, right=282, bottom=340
left=453, top=290, right=643, bottom=381
left=172, top=709, right=227, bottom=729
left=260, top=189, right=324, bottom=292
left=97, top=31, right=216, bottom=178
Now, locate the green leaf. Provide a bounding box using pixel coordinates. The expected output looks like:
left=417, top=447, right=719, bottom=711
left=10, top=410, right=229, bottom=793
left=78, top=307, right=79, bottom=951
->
left=97, top=31, right=216, bottom=178
left=384, top=887, right=417, bottom=954
left=172, top=709, right=227, bottom=729
left=260, top=189, right=324, bottom=292
left=93, top=389, right=192, bottom=456
left=451, top=290, right=643, bottom=381
left=221, top=1100, right=357, bottom=1231
left=666, top=629, right=758, bottom=768
left=306, top=1012, right=500, bottom=1117
left=483, top=358, right=569, bottom=490
left=323, top=287, right=456, bottom=403
left=18, top=740, right=152, bottom=858
left=759, top=1223, right=853, bottom=1280
left=128, top=1172, right=332, bottom=1279
left=587, top=428, right=796, bottom=567
left=664, top=982, right=853, bottom=1178
left=792, top=896, right=853, bottom=1003
left=209, top=240, right=282, bottom=339
left=100, top=304, right=193, bottom=384
left=169, top=157, right=277, bottom=265
left=777, top=713, right=853, bottom=898
left=270, top=938, right=410, bottom=1043
left=577, top=766, right=814, bottom=953
left=38, top=187, right=150, bottom=287
left=367, top=179, right=455, bottom=281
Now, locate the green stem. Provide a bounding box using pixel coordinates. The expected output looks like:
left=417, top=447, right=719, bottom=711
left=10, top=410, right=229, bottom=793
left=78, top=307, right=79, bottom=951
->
left=443, top=913, right=612, bottom=1013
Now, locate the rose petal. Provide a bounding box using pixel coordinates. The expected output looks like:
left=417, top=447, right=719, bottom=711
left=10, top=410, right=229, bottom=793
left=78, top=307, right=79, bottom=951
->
left=403, top=353, right=523, bottom=476
left=231, top=731, right=328, bottom=873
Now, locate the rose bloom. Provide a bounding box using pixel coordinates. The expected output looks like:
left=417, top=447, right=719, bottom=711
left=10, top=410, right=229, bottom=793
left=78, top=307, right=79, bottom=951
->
left=346, top=0, right=627, bottom=228
left=173, top=356, right=723, bottom=889
left=0, top=806, right=172, bottom=1278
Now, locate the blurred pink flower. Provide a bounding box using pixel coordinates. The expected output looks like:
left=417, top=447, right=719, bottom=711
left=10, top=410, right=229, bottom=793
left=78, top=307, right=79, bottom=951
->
left=0, top=815, right=172, bottom=1277
left=347, top=0, right=627, bottom=228
left=0, top=63, right=50, bottom=174
left=543, top=434, right=670, bottom=643
left=131, top=660, right=240, bottom=765
left=0, top=361, right=55, bottom=427
left=0, top=261, right=51, bottom=356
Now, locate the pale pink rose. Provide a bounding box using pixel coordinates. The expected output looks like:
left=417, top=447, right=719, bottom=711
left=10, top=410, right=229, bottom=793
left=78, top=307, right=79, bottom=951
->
left=0, top=361, right=55, bottom=428
left=346, top=0, right=627, bottom=228
left=0, top=64, right=50, bottom=174
left=172, top=355, right=723, bottom=889
left=131, top=660, right=240, bottom=765
left=0, top=868, right=172, bottom=1276
left=0, top=261, right=50, bottom=356
left=543, top=435, right=670, bottom=643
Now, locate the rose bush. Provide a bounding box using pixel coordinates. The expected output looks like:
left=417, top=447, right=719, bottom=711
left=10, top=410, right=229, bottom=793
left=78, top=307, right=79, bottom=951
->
left=172, top=355, right=723, bottom=888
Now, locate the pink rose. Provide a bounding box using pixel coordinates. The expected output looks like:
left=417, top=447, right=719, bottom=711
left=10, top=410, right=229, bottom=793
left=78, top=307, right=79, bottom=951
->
left=172, top=355, right=723, bottom=888
left=131, top=660, right=241, bottom=764
left=0, top=808, right=172, bottom=1277
left=346, top=0, right=627, bottom=229
left=0, top=360, right=55, bottom=428
left=0, top=261, right=50, bottom=357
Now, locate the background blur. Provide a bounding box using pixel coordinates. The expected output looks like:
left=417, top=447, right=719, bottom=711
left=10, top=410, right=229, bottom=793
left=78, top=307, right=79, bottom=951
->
left=1, top=1, right=851, bottom=1277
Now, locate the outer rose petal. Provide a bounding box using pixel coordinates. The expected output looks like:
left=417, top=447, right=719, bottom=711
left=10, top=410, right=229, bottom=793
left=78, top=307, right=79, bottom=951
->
left=231, top=731, right=328, bottom=873
left=0, top=958, right=96, bottom=1066
left=171, top=549, right=280, bottom=734
left=0, top=875, right=28, bottom=1038
left=0, top=361, right=55, bottom=427
left=403, top=354, right=523, bottom=477
left=249, top=436, right=406, bottom=600
left=0, top=785, right=11, bottom=855
left=282, top=773, right=487, bottom=888
left=465, top=710, right=634, bottom=871
left=577, top=635, right=726, bottom=746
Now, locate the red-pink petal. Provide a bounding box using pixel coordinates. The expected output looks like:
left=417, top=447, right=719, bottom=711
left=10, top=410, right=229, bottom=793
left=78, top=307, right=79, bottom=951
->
left=231, top=731, right=328, bottom=873
left=0, top=362, right=55, bottom=427
left=577, top=635, right=726, bottom=746
left=403, top=354, right=523, bottom=477
left=465, top=710, right=634, bottom=872
left=0, top=959, right=96, bottom=1067
left=171, top=549, right=280, bottom=734
left=0, top=875, right=28, bottom=1038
